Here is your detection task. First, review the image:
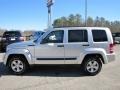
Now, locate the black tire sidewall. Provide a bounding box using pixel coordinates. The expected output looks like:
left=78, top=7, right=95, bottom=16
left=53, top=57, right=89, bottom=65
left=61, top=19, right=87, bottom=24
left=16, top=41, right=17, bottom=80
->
left=8, top=56, right=27, bottom=75
left=83, top=57, right=102, bottom=76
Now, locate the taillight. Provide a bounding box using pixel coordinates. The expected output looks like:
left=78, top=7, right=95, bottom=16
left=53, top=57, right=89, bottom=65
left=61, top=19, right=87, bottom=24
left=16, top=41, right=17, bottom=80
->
left=109, top=43, right=114, bottom=53
left=19, top=37, right=24, bottom=41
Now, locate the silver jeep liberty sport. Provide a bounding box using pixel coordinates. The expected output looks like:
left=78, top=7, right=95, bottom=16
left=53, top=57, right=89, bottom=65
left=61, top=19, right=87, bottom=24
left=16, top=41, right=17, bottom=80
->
left=3, top=27, right=115, bottom=76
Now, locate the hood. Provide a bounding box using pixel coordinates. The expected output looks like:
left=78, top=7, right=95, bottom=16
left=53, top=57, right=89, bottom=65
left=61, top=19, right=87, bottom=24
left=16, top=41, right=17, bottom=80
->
left=7, top=40, right=35, bottom=50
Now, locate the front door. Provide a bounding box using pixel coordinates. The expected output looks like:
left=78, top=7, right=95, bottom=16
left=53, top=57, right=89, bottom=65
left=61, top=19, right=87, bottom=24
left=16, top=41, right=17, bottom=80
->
left=34, top=30, right=65, bottom=64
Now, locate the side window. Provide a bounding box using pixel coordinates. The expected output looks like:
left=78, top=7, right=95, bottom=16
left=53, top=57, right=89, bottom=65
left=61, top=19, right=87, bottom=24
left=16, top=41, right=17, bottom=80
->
left=92, top=30, right=108, bottom=42
left=42, top=30, right=64, bottom=43
left=68, top=30, right=88, bottom=42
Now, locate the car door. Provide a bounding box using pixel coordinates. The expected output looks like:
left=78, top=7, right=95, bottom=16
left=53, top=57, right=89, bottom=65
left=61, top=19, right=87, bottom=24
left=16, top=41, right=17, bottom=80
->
left=34, top=30, right=65, bottom=64
left=64, top=29, right=89, bottom=64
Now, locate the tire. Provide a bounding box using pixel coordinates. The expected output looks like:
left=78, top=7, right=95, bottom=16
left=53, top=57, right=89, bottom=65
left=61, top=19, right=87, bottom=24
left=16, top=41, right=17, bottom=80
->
left=8, top=56, right=28, bottom=75
left=82, top=56, right=102, bottom=76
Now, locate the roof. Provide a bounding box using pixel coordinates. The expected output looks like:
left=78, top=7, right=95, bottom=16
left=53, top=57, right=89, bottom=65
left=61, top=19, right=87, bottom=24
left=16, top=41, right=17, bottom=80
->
left=54, top=27, right=109, bottom=30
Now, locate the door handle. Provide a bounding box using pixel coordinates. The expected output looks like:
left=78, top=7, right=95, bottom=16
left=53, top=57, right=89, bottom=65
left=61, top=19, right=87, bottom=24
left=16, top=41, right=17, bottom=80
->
left=57, top=45, right=64, bottom=47
left=82, top=44, right=89, bottom=46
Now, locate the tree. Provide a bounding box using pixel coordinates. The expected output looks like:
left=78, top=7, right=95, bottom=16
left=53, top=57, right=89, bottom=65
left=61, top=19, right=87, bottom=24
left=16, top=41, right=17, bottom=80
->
left=87, top=17, right=94, bottom=27
left=74, top=14, right=82, bottom=26
left=100, top=17, right=106, bottom=27
left=53, top=19, right=62, bottom=27
left=68, top=14, right=75, bottom=26
left=94, top=16, right=101, bottom=27
left=60, top=17, right=68, bottom=27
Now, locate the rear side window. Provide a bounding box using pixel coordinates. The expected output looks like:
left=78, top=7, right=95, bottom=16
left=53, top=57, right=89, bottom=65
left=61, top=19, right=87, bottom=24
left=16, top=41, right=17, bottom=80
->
left=92, top=30, right=108, bottom=42
left=68, top=30, right=88, bottom=42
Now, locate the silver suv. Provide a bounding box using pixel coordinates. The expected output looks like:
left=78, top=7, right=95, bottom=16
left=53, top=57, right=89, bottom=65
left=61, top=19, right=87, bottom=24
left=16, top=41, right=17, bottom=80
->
left=3, top=27, right=115, bottom=76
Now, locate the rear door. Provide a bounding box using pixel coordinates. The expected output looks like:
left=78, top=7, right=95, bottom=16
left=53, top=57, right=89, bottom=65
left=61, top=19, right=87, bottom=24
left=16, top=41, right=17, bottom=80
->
left=64, top=29, right=89, bottom=64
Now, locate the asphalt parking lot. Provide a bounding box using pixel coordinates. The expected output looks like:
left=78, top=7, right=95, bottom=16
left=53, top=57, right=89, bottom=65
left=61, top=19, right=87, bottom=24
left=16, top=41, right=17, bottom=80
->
left=0, top=45, right=120, bottom=90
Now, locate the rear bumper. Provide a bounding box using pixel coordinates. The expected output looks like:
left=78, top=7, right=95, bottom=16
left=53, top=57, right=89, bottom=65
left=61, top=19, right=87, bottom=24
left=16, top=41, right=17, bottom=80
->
left=106, top=53, right=115, bottom=63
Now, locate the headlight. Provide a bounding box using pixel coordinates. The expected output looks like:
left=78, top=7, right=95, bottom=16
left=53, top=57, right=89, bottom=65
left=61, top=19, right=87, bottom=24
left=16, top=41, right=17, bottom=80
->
left=25, top=49, right=32, bottom=59
left=25, top=49, right=30, bottom=54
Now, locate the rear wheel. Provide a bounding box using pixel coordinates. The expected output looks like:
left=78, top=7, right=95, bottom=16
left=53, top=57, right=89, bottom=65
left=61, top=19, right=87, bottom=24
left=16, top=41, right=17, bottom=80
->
left=82, top=56, right=102, bottom=76
left=8, top=56, right=28, bottom=75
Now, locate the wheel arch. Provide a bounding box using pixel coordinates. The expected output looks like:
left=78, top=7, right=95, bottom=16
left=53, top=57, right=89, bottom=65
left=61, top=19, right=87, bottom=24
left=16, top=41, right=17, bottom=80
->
left=6, top=54, right=29, bottom=66
left=82, top=54, right=105, bottom=64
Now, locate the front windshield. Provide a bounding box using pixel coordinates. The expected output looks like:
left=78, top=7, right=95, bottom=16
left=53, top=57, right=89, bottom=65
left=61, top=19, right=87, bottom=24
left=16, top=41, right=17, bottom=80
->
left=33, top=32, right=45, bottom=43
left=33, top=33, right=44, bottom=43
left=33, top=38, right=39, bottom=43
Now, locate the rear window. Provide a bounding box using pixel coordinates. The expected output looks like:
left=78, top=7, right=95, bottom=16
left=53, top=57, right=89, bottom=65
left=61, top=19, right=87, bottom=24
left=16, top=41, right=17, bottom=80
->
left=92, top=30, right=108, bottom=42
left=68, top=30, right=88, bottom=42
left=3, top=31, right=21, bottom=37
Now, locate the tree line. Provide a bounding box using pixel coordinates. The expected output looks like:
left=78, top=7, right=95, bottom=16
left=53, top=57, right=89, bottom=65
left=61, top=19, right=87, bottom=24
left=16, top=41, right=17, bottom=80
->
left=53, top=14, right=120, bottom=33
left=0, top=14, right=119, bottom=34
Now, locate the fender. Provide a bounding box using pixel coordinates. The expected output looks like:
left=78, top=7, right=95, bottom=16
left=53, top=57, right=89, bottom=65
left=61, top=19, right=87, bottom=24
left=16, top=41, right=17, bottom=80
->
left=77, top=48, right=108, bottom=64
left=3, top=49, right=34, bottom=65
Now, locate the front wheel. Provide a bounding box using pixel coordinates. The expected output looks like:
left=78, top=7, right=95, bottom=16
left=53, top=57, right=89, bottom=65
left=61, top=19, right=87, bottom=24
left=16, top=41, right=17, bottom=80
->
left=8, top=56, right=27, bottom=75
left=82, top=56, right=102, bottom=76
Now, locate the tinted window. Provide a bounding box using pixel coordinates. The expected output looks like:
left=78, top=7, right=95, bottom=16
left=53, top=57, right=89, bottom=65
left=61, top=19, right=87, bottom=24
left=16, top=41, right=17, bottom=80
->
left=42, top=30, right=64, bottom=43
left=92, top=30, right=108, bottom=42
left=68, top=30, right=88, bottom=42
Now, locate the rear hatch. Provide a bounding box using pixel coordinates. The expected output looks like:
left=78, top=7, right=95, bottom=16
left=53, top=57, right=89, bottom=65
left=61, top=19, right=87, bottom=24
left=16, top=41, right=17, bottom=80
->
left=2, top=31, right=22, bottom=43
